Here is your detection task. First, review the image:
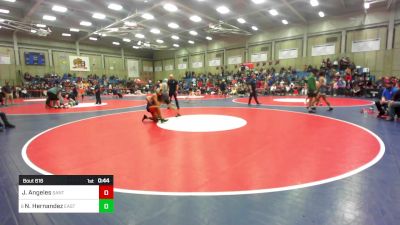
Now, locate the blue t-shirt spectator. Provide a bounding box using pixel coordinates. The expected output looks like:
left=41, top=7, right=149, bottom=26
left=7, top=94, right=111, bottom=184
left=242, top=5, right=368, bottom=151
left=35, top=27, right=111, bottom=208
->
left=382, top=87, right=398, bottom=100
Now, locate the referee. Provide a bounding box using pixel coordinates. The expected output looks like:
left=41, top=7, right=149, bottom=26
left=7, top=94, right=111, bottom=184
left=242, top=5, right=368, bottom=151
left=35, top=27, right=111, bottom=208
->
left=167, top=74, right=180, bottom=109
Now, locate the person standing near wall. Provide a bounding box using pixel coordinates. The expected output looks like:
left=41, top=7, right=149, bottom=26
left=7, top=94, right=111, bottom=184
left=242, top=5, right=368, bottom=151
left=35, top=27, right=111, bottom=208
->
left=94, top=80, right=102, bottom=105
left=3, top=81, right=14, bottom=106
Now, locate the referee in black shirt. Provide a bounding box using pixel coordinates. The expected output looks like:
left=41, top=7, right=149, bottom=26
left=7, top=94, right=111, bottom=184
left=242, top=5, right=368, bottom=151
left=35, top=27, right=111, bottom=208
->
left=167, top=74, right=180, bottom=109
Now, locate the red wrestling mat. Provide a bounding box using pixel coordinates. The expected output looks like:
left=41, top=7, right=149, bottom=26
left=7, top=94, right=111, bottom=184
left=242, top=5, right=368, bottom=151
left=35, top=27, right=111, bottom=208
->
left=23, top=107, right=383, bottom=195
left=2, top=100, right=146, bottom=115
left=233, top=96, right=374, bottom=107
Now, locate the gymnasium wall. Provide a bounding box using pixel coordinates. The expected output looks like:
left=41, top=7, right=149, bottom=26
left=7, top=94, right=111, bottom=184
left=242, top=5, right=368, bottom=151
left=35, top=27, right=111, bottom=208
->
left=153, top=6, right=400, bottom=80
left=0, top=31, right=153, bottom=85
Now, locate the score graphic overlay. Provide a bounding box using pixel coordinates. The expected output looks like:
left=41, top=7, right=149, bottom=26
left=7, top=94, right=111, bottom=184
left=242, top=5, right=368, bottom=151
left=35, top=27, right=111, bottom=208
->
left=19, top=175, right=114, bottom=213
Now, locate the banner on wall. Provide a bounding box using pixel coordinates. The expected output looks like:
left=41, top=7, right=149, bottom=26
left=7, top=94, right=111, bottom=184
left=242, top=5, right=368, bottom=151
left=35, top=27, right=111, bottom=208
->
left=208, top=58, right=221, bottom=67
left=0, top=55, right=11, bottom=64
left=126, top=59, right=139, bottom=77
left=178, top=63, right=187, bottom=70
left=228, top=56, right=242, bottom=65
left=143, top=66, right=153, bottom=72
left=278, top=48, right=298, bottom=59
left=351, top=38, right=380, bottom=53
left=311, top=43, right=336, bottom=56
left=69, top=56, right=90, bottom=71
left=165, top=65, right=174, bottom=71
left=155, top=66, right=162, bottom=72
left=251, top=52, right=268, bottom=62
left=192, top=61, right=203, bottom=68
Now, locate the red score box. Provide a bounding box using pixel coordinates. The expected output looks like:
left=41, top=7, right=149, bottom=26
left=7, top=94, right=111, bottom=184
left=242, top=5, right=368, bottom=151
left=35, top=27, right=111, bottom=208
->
left=99, top=185, right=114, bottom=199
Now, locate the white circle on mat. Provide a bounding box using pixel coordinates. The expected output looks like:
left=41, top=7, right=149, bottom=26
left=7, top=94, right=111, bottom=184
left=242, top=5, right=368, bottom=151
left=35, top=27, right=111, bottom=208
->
left=157, top=114, right=247, bottom=132
left=273, top=98, right=307, bottom=103
left=73, top=103, right=108, bottom=108
left=177, top=96, right=205, bottom=99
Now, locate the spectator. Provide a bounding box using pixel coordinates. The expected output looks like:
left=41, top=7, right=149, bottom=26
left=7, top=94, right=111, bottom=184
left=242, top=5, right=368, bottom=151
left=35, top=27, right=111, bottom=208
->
left=375, top=81, right=398, bottom=118
left=386, top=80, right=400, bottom=121
left=2, top=81, right=14, bottom=106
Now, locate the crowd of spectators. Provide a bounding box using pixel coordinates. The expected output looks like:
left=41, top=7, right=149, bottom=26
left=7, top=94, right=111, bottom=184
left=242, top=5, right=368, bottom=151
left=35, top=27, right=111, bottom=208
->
left=0, top=57, right=398, bottom=112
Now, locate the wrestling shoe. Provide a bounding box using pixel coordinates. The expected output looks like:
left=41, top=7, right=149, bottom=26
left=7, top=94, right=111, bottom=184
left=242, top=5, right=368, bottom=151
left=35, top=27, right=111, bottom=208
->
left=5, top=124, right=15, bottom=128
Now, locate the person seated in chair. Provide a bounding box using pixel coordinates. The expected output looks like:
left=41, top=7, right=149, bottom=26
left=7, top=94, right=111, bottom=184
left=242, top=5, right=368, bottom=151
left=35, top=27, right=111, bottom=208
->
left=376, top=81, right=398, bottom=118
left=387, top=80, right=400, bottom=121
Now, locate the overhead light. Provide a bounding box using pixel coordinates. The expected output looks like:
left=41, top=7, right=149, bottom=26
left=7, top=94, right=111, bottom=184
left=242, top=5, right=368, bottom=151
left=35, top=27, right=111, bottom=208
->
left=36, top=24, right=46, bottom=28
left=310, top=0, right=319, bottom=7
left=189, top=30, right=198, bottom=36
left=112, top=42, right=120, bottom=45
left=282, top=19, right=288, bottom=25
left=108, top=3, right=122, bottom=11
left=168, top=22, right=179, bottom=29
left=52, top=5, right=67, bottom=13
left=142, top=13, right=154, bottom=20
left=70, top=28, right=80, bottom=32
left=62, top=33, right=71, bottom=37
left=237, top=18, right=246, bottom=24
left=135, top=33, right=145, bottom=39
left=269, top=9, right=278, bottom=16
left=30, top=29, right=37, bottom=33
left=251, top=26, right=258, bottom=31
left=137, top=41, right=142, bottom=45
left=0, top=9, right=9, bottom=14
left=101, top=33, right=107, bottom=37
left=156, top=39, right=164, bottom=44
left=150, top=28, right=161, bottom=34
left=43, top=15, right=56, bottom=21
left=133, top=46, right=140, bottom=49
left=110, top=28, right=119, bottom=32
left=124, top=21, right=136, bottom=26
left=80, top=21, right=92, bottom=26
left=364, top=2, right=370, bottom=9
left=3, top=0, right=16, bottom=2
left=318, top=11, right=325, bottom=17
left=252, top=0, right=265, bottom=3
left=89, top=37, right=98, bottom=41
left=173, top=44, right=179, bottom=47
left=216, top=6, right=230, bottom=14
left=171, top=35, right=179, bottom=40
left=0, top=19, right=4, bottom=22
left=93, top=13, right=106, bottom=20
left=206, top=36, right=212, bottom=40
left=144, top=42, right=150, bottom=47
left=163, top=3, right=178, bottom=12
left=190, top=15, right=202, bottom=22
left=123, top=38, right=131, bottom=43
left=188, top=40, right=195, bottom=44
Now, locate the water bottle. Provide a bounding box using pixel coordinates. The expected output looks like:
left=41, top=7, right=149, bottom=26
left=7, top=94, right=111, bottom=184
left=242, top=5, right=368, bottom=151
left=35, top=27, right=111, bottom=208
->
left=363, top=109, right=368, bottom=118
